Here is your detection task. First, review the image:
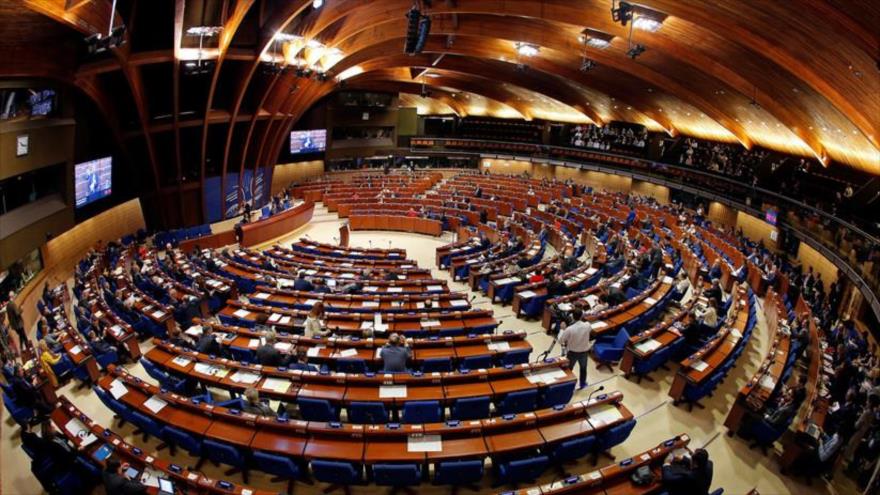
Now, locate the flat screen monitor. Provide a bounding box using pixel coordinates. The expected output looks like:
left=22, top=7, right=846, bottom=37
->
left=765, top=208, right=778, bottom=226
left=290, top=129, right=326, bottom=154
left=28, top=89, right=55, bottom=116
left=74, top=156, right=112, bottom=207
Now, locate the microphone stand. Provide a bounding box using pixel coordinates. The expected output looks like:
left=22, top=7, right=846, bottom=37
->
left=583, top=385, right=607, bottom=463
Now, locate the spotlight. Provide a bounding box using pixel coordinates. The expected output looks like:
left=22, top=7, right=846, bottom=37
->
left=580, top=59, right=597, bottom=72
left=626, top=44, right=646, bottom=59
left=515, top=42, right=539, bottom=57
left=312, top=0, right=323, bottom=8
left=611, top=1, right=634, bottom=26
left=515, top=63, right=528, bottom=72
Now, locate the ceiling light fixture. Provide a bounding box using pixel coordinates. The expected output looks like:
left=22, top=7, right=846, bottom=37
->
left=515, top=42, right=539, bottom=57
left=312, top=0, right=324, bottom=8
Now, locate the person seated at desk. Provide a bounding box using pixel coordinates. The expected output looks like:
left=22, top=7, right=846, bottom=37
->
left=196, top=325, right=222, bottom=355
left=243, top=387, right=275, bottom=416
left=406, top=207, right=418, bottom=218
left=560, top=248, right=579, bottom=272
left=289, top=348, right=318, bottom=372
left=673, top=273, right=691, bottom=300
left=103, top=456, right=148, bottom=495
left=9, top=365, right=53, bottom=422
left=304, top=303, right=331, bottom=338
left=21, top=422, right=77, bottom=474
left=312, top=279, right=331, bottom=294
left=384, top=271, right=399, bottom=281
left=293, top=271, right=314, bottom=292
left=696, top=300, right=719, bottom=333
left=256, top=331, right=289, bottom=367
left=604, top=285, right=627, bottom=306
left=661, top=450, right=698, bottom=495
left=547, top=276, right=569, bottom=297
left=380, top=333, right=412, bottom=372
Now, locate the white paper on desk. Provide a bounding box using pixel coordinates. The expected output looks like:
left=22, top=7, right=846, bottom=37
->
left=557, top=303, right=573, bottom=312
left=213, top=367, right=230, bottom=378
left=759, top=375, right=776, bottom=390
left=65, top=417, right=89, bottom=438
left=231, top=371, right=261, bottom=384
left=487, top=341, right=510, bottom=351
left=279, top=316, right=292, bottom=325
left=527, top=367, right=568, bottom=385
left=340, top=273, right=355, bottom=279
left=261, top=377, right=291, bottom=393
left=144, top=395, right=168, bottom=414
left=591, top=320, right=608, bottom=330
left=274, top=342, right=293, bottom=352
left=253, top=292, right=270, bottom=300
left=450, top=300, right=469, bottom=307
left=691, top=360, right=709, bottom=372
left=340, top=263, right=353, bottom=268
left=364, top=286, right=379, bottom=292
left=588, top=403, right=624, bottom=425
left=730, top=329, right=742, bottom=339
left=248, top=339, right=260, bottom=349
left=379, top=385, right=407, bottom=398
left=361, top=321, right=375, bottom=330
left=407, top=434, right=443, bottom=452
left=496, top=278, right=517, bottom=285
left=387, top=287, right=403, bottom=293
left=278, top=279, right=293, bottom=288
left=109, top=379, right=128, bottom=399
left=307, top=346, right=325, bottom=357
left=185, top=325, right=203, bottom=337
left=303, top=299, right=320, bottom=306
left=152, top=310, right=166, bottom=319
left=373, top=313, right=388, bottom=333
left=69, top=345, right=82, bottom=356
left=326, top=280, right=337, bottom=288
left=421, top=319, right=441, bottom=328
left=338, top=348, right=359, bottom=358
left=268, top=313, right=281, bottom=323
left=172, top=356, right=193, bottom=367
left=518, top=290, right=537, bottom=299
left=361, top=301, right=380, bottom=308
left=194, top=363, right=215, bottom=375
left=110, top=325, right=124, bottom=337
left=663, top=276, right=674, bottom=284
left=587, top=268, right=598, bottom=275
left=634, top=339, right=661, bottom=353
left=80, top=433, right=98, bottom=448
left=139, top=466, right=163, bottom=488
left=644, top=297, right=657, bottom=305
left=233, top=309, right=250, bottom=318
left=397, top=275, right=407, bottom=280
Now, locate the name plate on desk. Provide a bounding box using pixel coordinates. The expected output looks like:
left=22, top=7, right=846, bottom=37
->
left=407, top=434, right=442, bottom=452
left=379, top=385, right=407, bottom=398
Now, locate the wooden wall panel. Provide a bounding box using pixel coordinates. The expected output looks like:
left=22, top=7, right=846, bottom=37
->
left=479, top=159, right=633, bottom=193
left=632, top=181, right=670, bottom=204
left=736, top=211, right=778, bottom=251
left=271, top=161, right=325, bottom=194
left=797, top=241, right=839, bottom=291
left=0, top=119, right=75, bottom=181
left=707, top=201, right=738, bottom=227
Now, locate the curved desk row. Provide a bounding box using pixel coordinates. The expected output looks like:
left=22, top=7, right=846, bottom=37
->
left=244, top=286, right=473, bottom=314
left=179, top=202, right=314, bottom=252
left=349, top=215, right=443, bottom=237
left=266, top=245, right=415, bottom=268
left=231, top=248, right=432, bottom=280
left=290, top=238, right=407, bottom=260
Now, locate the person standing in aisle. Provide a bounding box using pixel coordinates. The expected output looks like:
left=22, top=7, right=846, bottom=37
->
left=558, top=308, right=592, bottom=390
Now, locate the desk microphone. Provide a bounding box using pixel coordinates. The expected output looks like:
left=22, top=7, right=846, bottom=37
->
left=586, top=385, right=605, bottom=404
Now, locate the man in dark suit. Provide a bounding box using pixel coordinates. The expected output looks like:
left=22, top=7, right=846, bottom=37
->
left=293, top=272, right=314, bottom=292
left=196, top=326, right=222, bottom=355
left=256, top=331, right=289, bottom=367
left=102, top=457, right=147, bottom=495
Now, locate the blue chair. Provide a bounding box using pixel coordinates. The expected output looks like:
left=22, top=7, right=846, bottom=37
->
left=229, top=346, right=255, bottom=362
left=348, top=402, right=388, bottom=424
left=596, top=419, right=637, bottom=459
left=500, top=349, right=531, bottom=366
left=401, top=400, right=442, bottom=424
left=461, top=355, right=493, bottom=370
left=551, top=435, right=596, bottom=466
left=495, top=455, right=548, bottom=486
left=497, top=389, right=538, bottom=415
left=592, top=328, right=630, bottom=371
left=451, top=396, right=491, bottom=420
left=434, top=459, right=484, bottom=488
left=297, top=398, right=339, bottom=421
left=312, top=460, right=362, bottom=493
left=140, top=359, right=188, bottom=394
left=130, top=410, right=163, bottom=442
left=216, top=397, right=246, bottom=410
left=421, top=357, right=453, bottom=373
left=160, top=425, right=202, bottom=457
left=539, top=381, right=576, bottom=409
left=2, top=392, right=34, bottom=426
left=373, top=463, right=421, bottom=491
left=253, top=451, right=301, bottom=494
left=337, top=358, right=367, bottom=374
left=201, top=439, right=248, bottom=483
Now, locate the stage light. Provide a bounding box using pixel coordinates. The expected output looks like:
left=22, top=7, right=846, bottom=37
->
left=515, top=42, right=539, bottom=57
left=627, top=44, right=646, bottom=59
left=611, top=1, right=634, bottom=26
left=404, top=6, right=422, bottom=54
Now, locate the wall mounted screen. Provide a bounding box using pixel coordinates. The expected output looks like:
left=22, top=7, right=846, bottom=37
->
left=74, top=156, right=113, bottom=207
left=290, top=129, right=327, bottom=154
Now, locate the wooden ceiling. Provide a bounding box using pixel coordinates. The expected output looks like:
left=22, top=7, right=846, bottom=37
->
left=2, top=0, right=878, bottom=222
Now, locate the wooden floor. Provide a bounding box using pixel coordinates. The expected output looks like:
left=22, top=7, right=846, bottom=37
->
left=0, top=205, right=858, bottom=495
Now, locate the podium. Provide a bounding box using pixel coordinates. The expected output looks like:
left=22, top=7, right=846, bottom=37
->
left=339, top=223, right=350, bottom=247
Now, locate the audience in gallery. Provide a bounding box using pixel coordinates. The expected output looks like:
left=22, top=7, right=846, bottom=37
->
left=570, top=123, right=647, bottom=151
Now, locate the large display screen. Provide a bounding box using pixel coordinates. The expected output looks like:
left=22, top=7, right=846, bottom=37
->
left=74, top=157, right=112, bottom=207
left=290, top=129, right=327, bottom=154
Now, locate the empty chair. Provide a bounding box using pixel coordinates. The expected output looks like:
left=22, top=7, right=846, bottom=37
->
left=252, top=451, right=301, bottom=494
left=461, top=354, right=493, bottom=370
left=140, top=358, right=188, bottom=394
left=401, top=400, right=442, bottom=423
left=500, top=349, right=530, bottom=366
left=160, top=425, right=202, bottom=457
left=451, top=396, right=491, bottom=420
left=348, top=402, right=388, bottom=424
left=550, top=435, right=596, bottom=465
left=373, top=463, right=421, bottom=493
left=596, top=419, right=637, bottom=459
left=2, top=392, right=33, bottom=426
left=311, top=460, right=362, bottom=494
left=496, top=389, right=538, bottom=415
left=539, top=381, right=576, bottom=409
left=130, top=410, right=163, bottom=442
left=592, top=328, right=630, bottom=371
left=494, top=455, right=549, bottom=486
left=336, top=358, right=367, bottom=374
left=297, top=398, right=339, bottom=422
left=421, top=357, right=453, bottom=373
left=201, top=439, right=248, bottom=482
left=228, top=346, right=255, bottom=363
left=434, top=459, right=484, bottom=489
